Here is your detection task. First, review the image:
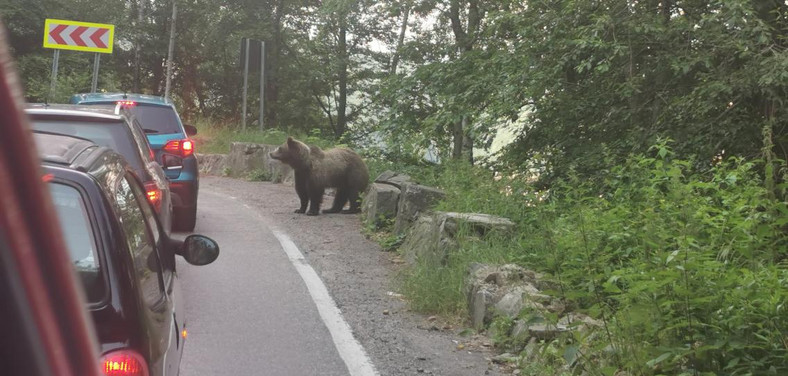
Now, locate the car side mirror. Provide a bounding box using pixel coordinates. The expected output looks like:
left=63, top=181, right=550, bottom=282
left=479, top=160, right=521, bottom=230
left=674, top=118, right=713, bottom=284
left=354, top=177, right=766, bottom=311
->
left=184, top=124, right=197, bottom=136
left=177, top=234, right=219, bottom=265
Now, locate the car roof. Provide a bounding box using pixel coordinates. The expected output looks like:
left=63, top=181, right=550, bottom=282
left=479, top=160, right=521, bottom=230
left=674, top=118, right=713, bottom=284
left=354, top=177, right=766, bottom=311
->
left=26, top=104, right=123, bottom=121
left=33, top=132, right=99, bottom=166
left=71, top=92, right=171, bottom=106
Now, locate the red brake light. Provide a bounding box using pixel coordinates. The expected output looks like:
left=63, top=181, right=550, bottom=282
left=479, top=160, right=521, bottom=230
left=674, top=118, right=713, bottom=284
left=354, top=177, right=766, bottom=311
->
left=182, top=140, right=194, bottom=155
left=163, top=139, right=195, bottom=157
left=144, top=181, right=162, bottom=212
left=117, top=100, right=137, bottom=107
left=42, top=173, right=54, bottom=182
left=100, top=350, right=148, bottom=376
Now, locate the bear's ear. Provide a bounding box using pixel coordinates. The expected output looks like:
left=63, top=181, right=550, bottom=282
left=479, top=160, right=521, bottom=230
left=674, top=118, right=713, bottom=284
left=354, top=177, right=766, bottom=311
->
left=287, top=136, right=297, bottom=147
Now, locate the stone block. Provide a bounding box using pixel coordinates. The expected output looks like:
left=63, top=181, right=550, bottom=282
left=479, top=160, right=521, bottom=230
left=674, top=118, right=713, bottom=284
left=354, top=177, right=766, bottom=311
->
left=394, top=183, right=445, bottom=234
left=361, top=183, right=400, bottom=227
left=226, top=142, right=293, bottom=183
left=196, top=153, right=227, bottom=176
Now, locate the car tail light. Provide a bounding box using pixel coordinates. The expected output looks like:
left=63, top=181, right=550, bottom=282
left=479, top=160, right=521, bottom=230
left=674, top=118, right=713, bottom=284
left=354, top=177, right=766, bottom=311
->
left=117, top=100, right=137, bottom=107
left=100, top=350, right=148, bottom=376
left=163, top=139, right=195, bottom=157
left=144, top=181, right=162, bottom=212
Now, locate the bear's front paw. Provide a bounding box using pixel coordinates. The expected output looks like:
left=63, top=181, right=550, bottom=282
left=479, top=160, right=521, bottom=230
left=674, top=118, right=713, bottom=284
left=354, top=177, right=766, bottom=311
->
left=294, top=208, right=306, bottom=214
left=306, top=210, right=320, bottom=216
left=322, top=208, right=341, bottom=214
left=341, top=209, right=361, bottom=214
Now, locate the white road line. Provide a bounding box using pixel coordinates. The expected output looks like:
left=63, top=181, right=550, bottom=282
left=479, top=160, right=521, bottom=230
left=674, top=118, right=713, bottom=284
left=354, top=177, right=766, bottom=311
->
left=272, top=230, right=379, bottom=376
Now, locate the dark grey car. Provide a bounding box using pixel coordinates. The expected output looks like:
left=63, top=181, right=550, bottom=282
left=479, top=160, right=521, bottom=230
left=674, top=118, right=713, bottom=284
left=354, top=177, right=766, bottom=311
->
left=26, top=104, right=174, bottom=234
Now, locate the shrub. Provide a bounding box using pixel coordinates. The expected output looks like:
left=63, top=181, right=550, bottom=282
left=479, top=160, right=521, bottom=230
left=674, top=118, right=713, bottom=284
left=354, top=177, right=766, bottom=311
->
left=395, top=141, right=787, bottom=374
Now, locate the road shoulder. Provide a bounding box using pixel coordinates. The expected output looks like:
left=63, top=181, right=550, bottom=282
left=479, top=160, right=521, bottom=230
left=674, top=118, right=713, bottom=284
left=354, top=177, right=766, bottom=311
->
left=200, top=176, right=503, bottom=376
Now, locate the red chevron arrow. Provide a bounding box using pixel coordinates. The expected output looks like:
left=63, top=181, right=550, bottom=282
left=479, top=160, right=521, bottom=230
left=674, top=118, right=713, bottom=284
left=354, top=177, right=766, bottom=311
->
left=49, top=24, right=68, bottom=45
left=89, top=28, right=108, bottom=48
left=70, top=26, right=88, bottom=47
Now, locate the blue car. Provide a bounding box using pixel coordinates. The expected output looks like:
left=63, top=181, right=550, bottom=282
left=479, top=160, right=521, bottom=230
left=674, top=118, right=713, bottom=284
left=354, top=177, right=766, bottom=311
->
left=72, top=93, right=199, bottom=231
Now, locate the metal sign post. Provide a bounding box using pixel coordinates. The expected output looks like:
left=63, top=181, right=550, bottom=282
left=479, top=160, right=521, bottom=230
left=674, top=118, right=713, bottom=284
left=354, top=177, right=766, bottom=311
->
left=49, top=49, right=60, bottom=100
left=43, top=19, right=115, bottom=99
left=91, top=53, right=100, bottom=93
left=242, top=38, right=250, bottom=130
left=260, top=41, right=265, bottom=132
left=164, top=1, right=176, bottom=101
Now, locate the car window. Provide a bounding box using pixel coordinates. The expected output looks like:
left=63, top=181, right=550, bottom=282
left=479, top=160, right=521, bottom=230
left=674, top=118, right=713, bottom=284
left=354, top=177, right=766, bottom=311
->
left=131, top=172, right=174, bottom=277
left=48, top=183, right=104, bottom=303
left=114, top=175, right=164, bottom=306
left=130, top=118, right=155, bottom=163
left=31, top=119, right=146, bottom=174
left=127, top=104, right=182, bottom=134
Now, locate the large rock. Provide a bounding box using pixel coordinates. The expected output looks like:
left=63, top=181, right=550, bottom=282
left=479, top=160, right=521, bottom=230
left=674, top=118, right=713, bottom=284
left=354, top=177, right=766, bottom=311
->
left=464, top=263, right=600, bottom=344
left=375, top=170, right=413, bottom=189
left=441, top=213, right=516, bottom=237
left=464, top=263, right=548, bottom=329
left=398, top=212, right=516, bottom=268
left=196, top=153, right=227, bottom=176
left=361, top=183, right=400, bottom=228
left=398, top=214, right=456, bottom=266
left=225, top=142, right=293, bottom=183
left=394, top=183, right=446, bottom=234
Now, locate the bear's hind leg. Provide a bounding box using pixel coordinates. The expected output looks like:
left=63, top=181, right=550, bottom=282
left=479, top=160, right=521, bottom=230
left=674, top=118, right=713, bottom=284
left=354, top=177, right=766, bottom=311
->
left=342, top=189, right=362, bottom=214
left=322, top=189, right=348, bottom=214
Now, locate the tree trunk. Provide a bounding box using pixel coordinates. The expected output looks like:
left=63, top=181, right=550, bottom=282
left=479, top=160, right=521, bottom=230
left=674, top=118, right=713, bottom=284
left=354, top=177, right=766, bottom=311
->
left=266, top=0, right=286, bottom=129
left=447, top=0, right=481, bottom=163
left=390, top=2, right=410, bottom=75
left=452, top=119, right=463, bottom=159
left=462, top=115, right=473, bottom=163
left=336, top=17, right=348, bottom=138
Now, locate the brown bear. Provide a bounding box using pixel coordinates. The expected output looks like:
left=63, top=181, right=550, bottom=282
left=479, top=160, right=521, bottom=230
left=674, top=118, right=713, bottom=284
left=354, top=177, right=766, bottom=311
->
left=269, top=137, right=369, bottom=216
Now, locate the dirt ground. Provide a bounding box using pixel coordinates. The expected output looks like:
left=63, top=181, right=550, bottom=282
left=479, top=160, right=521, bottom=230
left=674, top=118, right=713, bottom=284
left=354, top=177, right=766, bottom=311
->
left=201, top=176, right=505, bottom=376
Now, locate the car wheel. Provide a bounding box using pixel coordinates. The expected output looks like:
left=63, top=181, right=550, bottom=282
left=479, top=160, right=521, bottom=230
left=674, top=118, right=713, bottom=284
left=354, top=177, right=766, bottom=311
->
left=174, top=205, right=197, bottom=232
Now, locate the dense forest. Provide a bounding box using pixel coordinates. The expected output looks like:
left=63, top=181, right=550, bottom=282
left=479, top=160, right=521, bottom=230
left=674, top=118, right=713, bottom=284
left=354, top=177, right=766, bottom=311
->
left=2, top=0, right=787, bottom=374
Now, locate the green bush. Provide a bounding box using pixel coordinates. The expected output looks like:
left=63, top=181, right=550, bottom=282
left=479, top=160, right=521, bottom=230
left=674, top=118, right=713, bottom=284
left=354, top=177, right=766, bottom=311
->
left=395, top=142, right=787, bottom=374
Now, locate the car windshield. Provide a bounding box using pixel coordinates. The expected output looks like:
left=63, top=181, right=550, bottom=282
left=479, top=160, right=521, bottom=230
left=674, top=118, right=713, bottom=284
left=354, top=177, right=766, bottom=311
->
left=49, top=182, right=104, bottom=303
left=31, top=119, right=146, bottom=175
left=127, top=104, right=182, bottom=134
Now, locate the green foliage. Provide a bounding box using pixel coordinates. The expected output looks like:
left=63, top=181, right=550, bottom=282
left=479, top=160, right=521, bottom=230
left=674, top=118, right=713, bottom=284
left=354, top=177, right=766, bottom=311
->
left=378, top=232, right=404, bottom=252
left=395, top=140, right=787, bottom=374
left=489, top=316, right=516, bottom=350
left=488, top=0, right=788, bottom=187
left=246, top=169, right=271, bottom=182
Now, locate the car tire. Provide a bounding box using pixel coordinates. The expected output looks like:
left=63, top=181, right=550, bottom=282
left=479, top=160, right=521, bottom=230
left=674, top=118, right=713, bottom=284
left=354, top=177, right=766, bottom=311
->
left=174, top=205, right=197, bottom=232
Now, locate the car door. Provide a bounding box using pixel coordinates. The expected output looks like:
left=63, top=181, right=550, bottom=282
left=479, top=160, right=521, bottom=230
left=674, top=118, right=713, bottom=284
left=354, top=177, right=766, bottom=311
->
left=130, top=171, right=185, bottom=374
left=114, top=173, right=179, bottom=375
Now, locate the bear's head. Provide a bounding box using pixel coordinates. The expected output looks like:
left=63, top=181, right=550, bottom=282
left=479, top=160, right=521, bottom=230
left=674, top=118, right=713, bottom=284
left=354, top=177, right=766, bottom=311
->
left=269, top=137, right=311, bottom=169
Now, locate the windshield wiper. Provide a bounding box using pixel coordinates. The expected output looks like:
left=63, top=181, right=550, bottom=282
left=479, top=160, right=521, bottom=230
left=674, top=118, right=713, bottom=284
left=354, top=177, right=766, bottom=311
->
left=143, top=128, right=160, bottom=134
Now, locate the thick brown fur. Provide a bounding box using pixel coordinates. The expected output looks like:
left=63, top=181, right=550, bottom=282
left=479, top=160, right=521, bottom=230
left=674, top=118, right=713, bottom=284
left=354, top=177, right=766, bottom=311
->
left=269, top=137, right=369, bottom=216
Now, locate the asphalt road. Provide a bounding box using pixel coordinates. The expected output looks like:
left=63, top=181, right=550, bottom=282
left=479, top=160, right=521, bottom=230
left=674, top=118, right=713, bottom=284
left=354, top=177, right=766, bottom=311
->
left=175, top=188, right=371, bottom=376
